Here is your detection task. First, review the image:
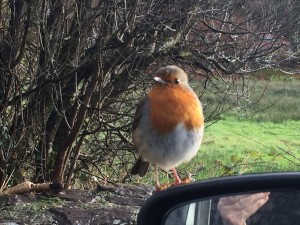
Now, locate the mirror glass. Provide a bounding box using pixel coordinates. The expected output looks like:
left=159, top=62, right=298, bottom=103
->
left=164, top=190, right=300, bottom=225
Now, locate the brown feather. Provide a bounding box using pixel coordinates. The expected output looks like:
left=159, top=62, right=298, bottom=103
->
left=130, top=156, right=150, bottom=177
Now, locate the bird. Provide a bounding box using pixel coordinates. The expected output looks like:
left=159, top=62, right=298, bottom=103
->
left=130, top=65, right=204, bottom=190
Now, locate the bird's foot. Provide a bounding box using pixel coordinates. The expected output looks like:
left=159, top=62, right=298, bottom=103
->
left=155, top=174, right=194, bottom=191
left=181, top=173, right=194, bottom=184
left=171, top=173, right=193, bottom=186
left=155, top=183, right=171, bottom=191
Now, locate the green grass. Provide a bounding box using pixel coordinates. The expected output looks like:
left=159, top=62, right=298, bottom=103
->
left=200, top=76, right=300, bottom=123
left=190, top=117, right=300, bottom=180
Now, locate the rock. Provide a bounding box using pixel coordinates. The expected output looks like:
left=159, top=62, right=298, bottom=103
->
left=0, top=184, right=154, bottom=225
left=50, top=207, right=133, bottom=225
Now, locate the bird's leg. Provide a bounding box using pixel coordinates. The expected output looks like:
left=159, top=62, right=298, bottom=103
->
left=155, top=166, right=171, bottom=191
left=155, top=165, right=161, bottom=190
left=165, top=170, right=170, bottom=185
left=155, top=168, right=192, bottom=191
left=172, top=168, right=182, bottom=185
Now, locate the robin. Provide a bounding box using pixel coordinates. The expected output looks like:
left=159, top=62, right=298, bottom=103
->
left=130, top=65, right=204, bottom=190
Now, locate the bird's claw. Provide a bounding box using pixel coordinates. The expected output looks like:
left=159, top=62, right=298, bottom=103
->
left=182, top=173, right=194, bottom=183
left=155, top=183, right=171, bottom=191
left=155, top=173, right=194, bottom=191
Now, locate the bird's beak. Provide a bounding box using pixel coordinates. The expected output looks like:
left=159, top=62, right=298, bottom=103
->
left=154, top=77, right=167, bottom=85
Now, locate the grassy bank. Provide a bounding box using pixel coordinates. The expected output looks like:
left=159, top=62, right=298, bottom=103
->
left=192, top=117, right=300, bottom=180
left=192, top=75, right=300, bottom=180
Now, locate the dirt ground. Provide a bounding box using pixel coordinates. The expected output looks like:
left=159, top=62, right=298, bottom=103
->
left=0, top=184, right=154, bottom=225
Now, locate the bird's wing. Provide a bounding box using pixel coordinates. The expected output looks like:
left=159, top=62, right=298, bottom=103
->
left=132, top=96, right=148, bottom=131
left=131, top=97, right=151, bottom=176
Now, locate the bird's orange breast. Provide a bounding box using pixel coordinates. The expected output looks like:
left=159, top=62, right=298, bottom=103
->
left=149, top=85, right=204, bottom=134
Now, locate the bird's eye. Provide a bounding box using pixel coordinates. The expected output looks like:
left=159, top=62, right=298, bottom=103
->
left=174, top=79, right=180, bottom=85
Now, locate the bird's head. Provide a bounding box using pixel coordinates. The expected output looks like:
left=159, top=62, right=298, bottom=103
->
left=153, top=65, right=189, bottom=86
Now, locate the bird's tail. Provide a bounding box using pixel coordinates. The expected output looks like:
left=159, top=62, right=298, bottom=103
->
left=130, top=157, right=150, bottom=177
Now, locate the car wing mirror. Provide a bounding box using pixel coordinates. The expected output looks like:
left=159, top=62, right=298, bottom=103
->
left=137, top=172, right=300, bottom=225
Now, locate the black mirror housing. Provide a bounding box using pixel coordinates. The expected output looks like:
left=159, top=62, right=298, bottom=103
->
left=137, top=172, right=300, bottom=225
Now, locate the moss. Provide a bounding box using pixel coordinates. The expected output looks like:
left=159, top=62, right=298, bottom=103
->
left=0, top=197, right=66, bottom=223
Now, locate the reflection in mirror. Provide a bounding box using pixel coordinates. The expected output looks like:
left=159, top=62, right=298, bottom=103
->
left=164, top=191, right=300, bottom=225
left=165, top=200, right=211, bottom=225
